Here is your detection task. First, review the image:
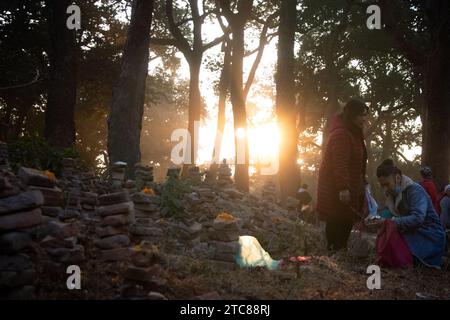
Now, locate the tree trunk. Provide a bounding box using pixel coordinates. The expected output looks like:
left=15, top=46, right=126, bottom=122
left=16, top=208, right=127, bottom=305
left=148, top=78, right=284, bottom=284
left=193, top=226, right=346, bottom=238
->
left=107, top=0, right=154, bottom=178
left=381, top=115, right=394, bottom=160
left=380, top=0, right=450, bottom=190
left=44, top=0, right=77, bottom=150
left=209, top=41, right=231, bottom=176
left=420, top=1, right=450, bottom=191
left=181, top=56, right=202, bottom=177
left=230, top=20, right=249, bottom=192
left=276, top=0, right=299, bottom=200
left=422, top=47, right=450, bottom=190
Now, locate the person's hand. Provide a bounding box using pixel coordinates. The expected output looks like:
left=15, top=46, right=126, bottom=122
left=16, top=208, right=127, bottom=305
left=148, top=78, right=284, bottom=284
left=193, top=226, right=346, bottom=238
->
left=339, top=189, right=351, bottom=204
left=364, top=217, right=385, bottom=231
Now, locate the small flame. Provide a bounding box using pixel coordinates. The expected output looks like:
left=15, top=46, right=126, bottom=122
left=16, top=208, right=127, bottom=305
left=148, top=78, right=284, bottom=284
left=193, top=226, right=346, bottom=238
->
left=216, top=212, right=235, bottom=221
left=44, top=170, right=56, bottom=181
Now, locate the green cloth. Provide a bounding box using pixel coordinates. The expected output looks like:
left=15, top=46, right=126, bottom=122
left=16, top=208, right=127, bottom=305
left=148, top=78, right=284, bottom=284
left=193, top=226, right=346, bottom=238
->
left=380, top=208, right=393, bottom=219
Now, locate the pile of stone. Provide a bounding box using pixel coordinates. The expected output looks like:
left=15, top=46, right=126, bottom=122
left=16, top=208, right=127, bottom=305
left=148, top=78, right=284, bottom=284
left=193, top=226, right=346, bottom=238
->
left=41, top=219, right=84, bottom=269
left=166, top=168, right=180, bottom=179
left=186, top=166, right=202, bottom=185
left=262, top=178, right=277, bottom=202
left=19, top=167, right=69, bottom=222
left=216, top=160, right=233, bottom=188
left=131, top=191, right=160, bottom=217
left=123, top=179, right=137, bottom=195
left=60, top=159, right=85, bottom=210
left=15, top=167, right=85, bottom=268
left=81, top=171, right=97, bottom=192
left=0, top=169, right=45, bottom=299
left=80, top=191, right=98, bottom=217
left=135, top=163, right=154, bottom=189
left=285, top=196, right=300, bottom=219
left=110, top=162, right=127, bottom=190
left=208, top=214, right=242, bottom=264
left=95, top=191, right=135, bottom=261
left=121, top=241, right=168, bottom=300
left=203, top=167, right=217, bottom=185
left=129, top=191, right=163, bottom=240
left=61, top=158, right=78, bottom=181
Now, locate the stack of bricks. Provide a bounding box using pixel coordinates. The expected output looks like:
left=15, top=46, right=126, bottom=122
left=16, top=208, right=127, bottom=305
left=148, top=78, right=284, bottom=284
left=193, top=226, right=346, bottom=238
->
left=262, top=178, right=277, bottom=203
left=15, top=168, right=84, bottom=270
left=0, top=151, right=45, bottom=299
left=0, top=188, right=44, bottom=299
left=121, top=241, right=167, bottom=299
left=95, top=191, right=135, bottom=262
left=216, top=160, right=233, bottom=189
left=134, top=163, right=154, bottom=190
left=80, top=191, right=98, bottom=219
left=208, top=213, right=241, bottom=265
left=186, top=166, right=202, bottom=185
left=110, top=162, right=127, bottom=190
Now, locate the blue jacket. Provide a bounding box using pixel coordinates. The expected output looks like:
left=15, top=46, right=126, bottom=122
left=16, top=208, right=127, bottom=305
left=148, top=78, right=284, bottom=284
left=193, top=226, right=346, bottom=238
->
left=440, top=196, right=450, bottom=228
left=392, top=183, right=446, bottom=267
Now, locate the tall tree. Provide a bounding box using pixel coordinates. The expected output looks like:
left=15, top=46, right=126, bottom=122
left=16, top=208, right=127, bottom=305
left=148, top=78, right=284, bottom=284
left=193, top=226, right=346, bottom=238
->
left=219, top=0, right=254, bottom=192
left=107, top=0, right=154, bottom=177
left=152, top=0, right=227, bottom=176
left=380, top=0, right=450, bottom=190
left=44, top=0, right=77, bottom=150
left=276, top=0, right=299, bottom=200
left=209, top=36, right=232, bottom=178
left=209, top=10, right=275, bottom=178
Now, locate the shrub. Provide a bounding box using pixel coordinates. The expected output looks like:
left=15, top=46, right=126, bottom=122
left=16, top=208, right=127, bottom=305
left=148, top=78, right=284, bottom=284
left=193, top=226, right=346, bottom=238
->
left=8, top=135, right=79, bottom=176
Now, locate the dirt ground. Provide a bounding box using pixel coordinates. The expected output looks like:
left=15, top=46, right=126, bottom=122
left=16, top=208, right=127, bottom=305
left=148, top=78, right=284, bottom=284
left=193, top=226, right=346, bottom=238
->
left=34, top=223, right=450, bottom=300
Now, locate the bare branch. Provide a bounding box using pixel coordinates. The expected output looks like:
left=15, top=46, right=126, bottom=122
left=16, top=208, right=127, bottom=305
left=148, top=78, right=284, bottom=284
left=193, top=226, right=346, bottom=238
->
left=202, top=29, right=230, bottom=52
left=243, top=12, right=277, bottom=100
left=165, top=0, right=192, bottom=55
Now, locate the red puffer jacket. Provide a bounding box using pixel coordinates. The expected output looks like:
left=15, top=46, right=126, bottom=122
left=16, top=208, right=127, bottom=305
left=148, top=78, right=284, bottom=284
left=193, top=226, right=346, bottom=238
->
left=420, top=179, right=441, bottom=215
left=317, top=115, right=367, bottom=221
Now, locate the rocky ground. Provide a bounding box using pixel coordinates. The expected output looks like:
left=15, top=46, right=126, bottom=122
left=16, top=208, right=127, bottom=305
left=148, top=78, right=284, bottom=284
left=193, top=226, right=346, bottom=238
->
left=0, top=150, right=449, bottom=300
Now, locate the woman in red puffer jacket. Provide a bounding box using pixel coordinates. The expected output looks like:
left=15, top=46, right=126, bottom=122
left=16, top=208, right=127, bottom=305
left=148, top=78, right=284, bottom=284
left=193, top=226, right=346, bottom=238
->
left=419, top=166, right=441, bottom=215
left=317, top=99, right=369, bottom=251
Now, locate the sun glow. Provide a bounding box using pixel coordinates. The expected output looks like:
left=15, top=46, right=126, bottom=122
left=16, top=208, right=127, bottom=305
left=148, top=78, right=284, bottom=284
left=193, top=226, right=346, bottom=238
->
left=196, top=120, right=280, bottom=169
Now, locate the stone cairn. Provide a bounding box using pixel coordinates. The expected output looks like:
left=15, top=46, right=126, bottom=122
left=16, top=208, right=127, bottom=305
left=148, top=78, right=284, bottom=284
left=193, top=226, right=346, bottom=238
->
left=121, top=241, right=168, bottom=300
left=262, top=178, right=277, bottom=202
left=17, top=167, right=85, bottom=270
left=130, top=191, right=162, bottom=240
left=166, top=167, right=181, bottom=179
left=186, top=166, right=202, bottom=185
left=110, top=161, right=127, bottom=190
left=65, top=158, right=99, bottom=219
left=216, top=160, right=233, bottom=189
left=207, top=213, right=242, bottom=266
left=95, top=191, right=135, bottom=262
left=0, top=147, right=45, bottom=299
left=135, top=163, right=154, bottom=189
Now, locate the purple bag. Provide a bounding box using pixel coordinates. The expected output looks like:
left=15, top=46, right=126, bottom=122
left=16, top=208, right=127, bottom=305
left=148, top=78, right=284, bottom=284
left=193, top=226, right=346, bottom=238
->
left=376, top=220, right=413, bottom=268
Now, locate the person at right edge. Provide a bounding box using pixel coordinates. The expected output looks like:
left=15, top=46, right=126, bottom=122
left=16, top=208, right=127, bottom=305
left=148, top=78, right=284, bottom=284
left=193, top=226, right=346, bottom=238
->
left=317, top=99, right=369, bottom=251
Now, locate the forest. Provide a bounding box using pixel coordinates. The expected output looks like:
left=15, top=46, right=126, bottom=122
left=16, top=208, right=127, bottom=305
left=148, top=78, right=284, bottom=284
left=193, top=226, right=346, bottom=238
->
left=0, top=0, right=449, bottom=302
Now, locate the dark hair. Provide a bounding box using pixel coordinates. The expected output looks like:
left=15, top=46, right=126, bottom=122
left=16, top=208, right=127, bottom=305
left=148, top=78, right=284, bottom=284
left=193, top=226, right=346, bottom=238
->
left=301, top=183, right=308, bottom=189
left=343, top=99, right=369, bottom=124
left=376, top=159, right=402, bottom=178
left=420, top=166, right=432, bottom=179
